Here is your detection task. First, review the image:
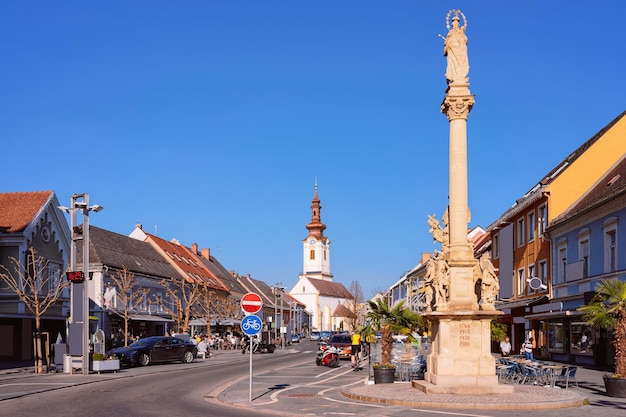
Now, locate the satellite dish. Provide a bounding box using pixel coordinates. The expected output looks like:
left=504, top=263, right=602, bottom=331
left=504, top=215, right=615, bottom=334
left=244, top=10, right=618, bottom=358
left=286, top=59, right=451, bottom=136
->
left=94, top=329, right=105, bottom=343
left=526, top=277, right=547, bottom=291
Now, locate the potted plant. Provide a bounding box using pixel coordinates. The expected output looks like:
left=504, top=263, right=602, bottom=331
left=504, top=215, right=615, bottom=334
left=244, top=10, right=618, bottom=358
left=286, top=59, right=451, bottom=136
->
left=91, top=353, right=120, bottom=374
left=578, top=278, right=626, bottom=398
left=364, top=299, right=422, bottom=384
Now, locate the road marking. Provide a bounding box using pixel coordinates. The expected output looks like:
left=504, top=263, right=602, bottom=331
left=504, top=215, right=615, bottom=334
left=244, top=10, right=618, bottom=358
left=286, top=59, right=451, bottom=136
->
left=315, top=367, right=340, bottom=378
left=0, top=383, right=72, bottom=387
left=411, top=409, right=493, bottom=417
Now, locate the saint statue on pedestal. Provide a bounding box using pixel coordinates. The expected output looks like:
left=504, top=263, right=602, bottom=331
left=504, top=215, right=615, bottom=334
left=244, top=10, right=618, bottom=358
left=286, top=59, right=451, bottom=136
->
left=443, top=9, right=469, bottom=85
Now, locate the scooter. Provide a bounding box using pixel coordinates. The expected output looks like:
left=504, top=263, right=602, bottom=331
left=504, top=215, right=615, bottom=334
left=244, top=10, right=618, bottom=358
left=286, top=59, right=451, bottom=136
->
left=316, top=343, right=340, bottom=367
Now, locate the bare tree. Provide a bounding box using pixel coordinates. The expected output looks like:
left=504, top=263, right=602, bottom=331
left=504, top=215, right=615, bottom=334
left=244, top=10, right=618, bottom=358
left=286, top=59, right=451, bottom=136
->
left=155, top=276, right=202, bottom=335
left=193, top=288, right=239, bottom=336
left=0, top=248, right=69, bottom=374
left=105, top=267, right=148, bottom=347
left=194, top=286, right=217, bottom=336
left=347, top=279, right=365, bottom=331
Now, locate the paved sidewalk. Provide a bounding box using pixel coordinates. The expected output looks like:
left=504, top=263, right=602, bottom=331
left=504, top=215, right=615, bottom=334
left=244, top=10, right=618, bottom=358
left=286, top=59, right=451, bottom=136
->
left=216, top=357, right=626, bottom=412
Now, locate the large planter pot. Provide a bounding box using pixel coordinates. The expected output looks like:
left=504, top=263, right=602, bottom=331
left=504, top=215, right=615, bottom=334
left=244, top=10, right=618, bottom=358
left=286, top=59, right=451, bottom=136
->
left=91, top=359, right=120, bottom=374
left=604, top=376, right=626, bottom=398
left=373, top=367, right=396, bottom=384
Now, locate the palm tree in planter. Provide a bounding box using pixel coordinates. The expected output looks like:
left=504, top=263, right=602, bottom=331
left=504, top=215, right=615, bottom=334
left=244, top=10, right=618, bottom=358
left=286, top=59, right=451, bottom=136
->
left=364, top=299, right=422, bottom=383
left=578, top=278, right=626, bottom=398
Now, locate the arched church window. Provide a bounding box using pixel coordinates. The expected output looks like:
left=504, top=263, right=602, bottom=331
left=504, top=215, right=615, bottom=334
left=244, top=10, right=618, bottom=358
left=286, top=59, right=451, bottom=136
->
left=310, top=249, right=315, bottom=260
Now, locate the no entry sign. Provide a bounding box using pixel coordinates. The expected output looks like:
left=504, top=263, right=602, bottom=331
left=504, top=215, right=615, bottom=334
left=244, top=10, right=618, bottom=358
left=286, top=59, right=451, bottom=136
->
left=241, top=292, right=263, bottom=314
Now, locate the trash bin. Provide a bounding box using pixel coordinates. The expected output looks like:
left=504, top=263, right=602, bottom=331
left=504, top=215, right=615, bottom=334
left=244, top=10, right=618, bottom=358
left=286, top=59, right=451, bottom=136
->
left=63, top=355, right=72, bottom=374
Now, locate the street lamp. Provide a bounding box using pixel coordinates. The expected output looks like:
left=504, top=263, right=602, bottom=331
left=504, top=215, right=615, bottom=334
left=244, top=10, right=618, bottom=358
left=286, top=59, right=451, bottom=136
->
left=59, top=193, right=103, bottom=375
left=273, top=282, right=283, bottom=347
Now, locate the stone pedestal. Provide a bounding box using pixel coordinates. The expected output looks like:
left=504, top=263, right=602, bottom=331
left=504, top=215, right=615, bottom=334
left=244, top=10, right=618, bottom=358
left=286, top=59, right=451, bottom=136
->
left=413, top=311, right=513, bottom=394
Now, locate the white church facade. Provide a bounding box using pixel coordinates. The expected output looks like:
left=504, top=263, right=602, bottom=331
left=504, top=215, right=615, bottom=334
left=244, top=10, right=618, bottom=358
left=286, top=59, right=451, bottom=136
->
left=289, top=186, right=353, bottom=332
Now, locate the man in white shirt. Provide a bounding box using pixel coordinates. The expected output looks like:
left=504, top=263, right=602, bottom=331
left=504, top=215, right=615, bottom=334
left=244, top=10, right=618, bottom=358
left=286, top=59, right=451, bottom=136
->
left=499, top=336, right=512, bottom=357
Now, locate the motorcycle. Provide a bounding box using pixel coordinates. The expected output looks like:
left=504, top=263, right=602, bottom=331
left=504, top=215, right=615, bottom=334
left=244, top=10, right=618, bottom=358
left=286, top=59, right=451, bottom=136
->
left=241, top=337, right=260, bottom=354
left=316, top=342, right=340, bottom=367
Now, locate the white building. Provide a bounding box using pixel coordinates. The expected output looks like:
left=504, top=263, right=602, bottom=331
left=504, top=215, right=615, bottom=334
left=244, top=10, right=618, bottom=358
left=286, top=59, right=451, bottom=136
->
left=289, top=185, right=353, bottom=331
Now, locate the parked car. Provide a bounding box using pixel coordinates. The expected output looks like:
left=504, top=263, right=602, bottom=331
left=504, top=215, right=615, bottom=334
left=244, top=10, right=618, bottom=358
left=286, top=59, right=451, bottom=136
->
left=310, top=331, right=320, bottom=341
left=291, top=334, right=300, bottom=343
left=319, top=331, right=332, bottom=342
left=108, top=336, right=197, bottom=366
left=329, top=334, right=352, bottom=358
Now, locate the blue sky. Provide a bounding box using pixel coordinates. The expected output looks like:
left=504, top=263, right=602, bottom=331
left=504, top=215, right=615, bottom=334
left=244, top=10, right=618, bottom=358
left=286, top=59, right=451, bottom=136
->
left=2, top=1, right=625, bottom=298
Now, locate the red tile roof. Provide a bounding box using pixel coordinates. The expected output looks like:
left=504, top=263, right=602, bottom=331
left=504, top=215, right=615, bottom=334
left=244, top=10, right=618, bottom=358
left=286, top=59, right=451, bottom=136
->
left=0, top=191, right=52, bottom=233
left=306, top=278, right=353, bottom=299
left=145, top=233, right=228, bottom=292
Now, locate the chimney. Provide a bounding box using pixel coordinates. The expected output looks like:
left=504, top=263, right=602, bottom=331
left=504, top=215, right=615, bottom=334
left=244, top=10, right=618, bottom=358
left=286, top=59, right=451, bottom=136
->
left=136, top=223, right=142, bottom=230
left=201, top=248, right=210, bottom=260
left=191, top=243, right=198, bottom=254
left=421, top=252, right=432, bottom=264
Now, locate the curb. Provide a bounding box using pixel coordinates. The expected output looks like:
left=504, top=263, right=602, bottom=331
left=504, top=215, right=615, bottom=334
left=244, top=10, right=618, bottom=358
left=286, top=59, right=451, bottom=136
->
left=341, top=384, right=589, bottom=410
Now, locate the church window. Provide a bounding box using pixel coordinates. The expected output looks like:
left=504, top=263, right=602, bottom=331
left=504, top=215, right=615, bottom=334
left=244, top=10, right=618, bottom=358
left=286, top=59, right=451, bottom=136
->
left=310, top=249, right=315, bottom=260
left=302, top=286, right=305, bottom=293
left=324, top=250, right=327, bottom=260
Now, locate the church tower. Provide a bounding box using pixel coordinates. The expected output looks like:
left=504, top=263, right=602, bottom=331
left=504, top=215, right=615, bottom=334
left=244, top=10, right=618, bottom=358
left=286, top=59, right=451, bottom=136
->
left=301, top=184, right=333, bottom=281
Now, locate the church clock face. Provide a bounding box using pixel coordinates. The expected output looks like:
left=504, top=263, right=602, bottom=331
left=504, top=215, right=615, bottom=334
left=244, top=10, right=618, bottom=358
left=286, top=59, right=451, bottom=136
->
left=309, top=239, right=316, bottom=246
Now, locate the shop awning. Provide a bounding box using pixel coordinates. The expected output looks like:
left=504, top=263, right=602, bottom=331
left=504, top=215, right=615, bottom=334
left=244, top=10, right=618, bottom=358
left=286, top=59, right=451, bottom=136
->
left=495, top=295, right=548, bottom=311
left=189, top=318, right=242, bottom=327
left=130, top=314, right=174, bottom=323
left=524, top=310, right=583, bottom=320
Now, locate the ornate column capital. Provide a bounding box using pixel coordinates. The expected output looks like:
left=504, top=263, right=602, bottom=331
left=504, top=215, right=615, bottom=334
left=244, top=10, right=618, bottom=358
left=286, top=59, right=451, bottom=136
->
left=441, top=94, right=474, bottom=121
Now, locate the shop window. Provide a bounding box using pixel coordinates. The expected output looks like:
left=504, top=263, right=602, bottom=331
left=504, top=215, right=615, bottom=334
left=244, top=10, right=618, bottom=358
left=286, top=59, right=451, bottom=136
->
left=570, top=322, right=594, bottom=356
left=547, top=322, right=564, bottom=353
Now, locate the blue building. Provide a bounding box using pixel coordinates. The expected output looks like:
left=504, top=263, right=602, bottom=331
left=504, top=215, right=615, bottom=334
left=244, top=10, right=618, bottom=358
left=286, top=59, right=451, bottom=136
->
left=541, top=155, right=626, bottom=367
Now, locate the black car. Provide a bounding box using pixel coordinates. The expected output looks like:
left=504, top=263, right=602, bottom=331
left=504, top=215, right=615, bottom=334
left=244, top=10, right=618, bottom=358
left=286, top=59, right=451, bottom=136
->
left=108, top=336, right=197, bottom=366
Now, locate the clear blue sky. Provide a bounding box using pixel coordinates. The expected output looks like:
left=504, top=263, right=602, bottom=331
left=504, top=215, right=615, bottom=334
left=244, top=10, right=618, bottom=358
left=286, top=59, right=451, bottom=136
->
left=2, top=2, right=625, bottom=298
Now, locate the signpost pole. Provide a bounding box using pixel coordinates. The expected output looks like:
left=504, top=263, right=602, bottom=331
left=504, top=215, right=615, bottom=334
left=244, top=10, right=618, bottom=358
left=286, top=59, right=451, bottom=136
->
left=240, top=293, right=263, bottom=403
left=249, top=336, right=253, bottom=402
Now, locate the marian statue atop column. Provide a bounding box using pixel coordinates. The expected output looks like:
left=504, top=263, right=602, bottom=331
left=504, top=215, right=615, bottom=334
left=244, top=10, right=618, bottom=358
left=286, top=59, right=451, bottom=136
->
left=443, top=9, right=469, bottom=85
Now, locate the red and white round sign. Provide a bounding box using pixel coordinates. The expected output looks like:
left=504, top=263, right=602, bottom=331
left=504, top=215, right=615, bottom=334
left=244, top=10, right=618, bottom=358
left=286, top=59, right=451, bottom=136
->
left=241, top=292, right=263, bottom=314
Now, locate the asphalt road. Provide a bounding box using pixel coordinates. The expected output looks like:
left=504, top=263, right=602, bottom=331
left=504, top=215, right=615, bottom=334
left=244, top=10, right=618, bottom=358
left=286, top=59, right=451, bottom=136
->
left=1, top=339, right=625, bottom=417
left=0, top=346, right=309, bottom=417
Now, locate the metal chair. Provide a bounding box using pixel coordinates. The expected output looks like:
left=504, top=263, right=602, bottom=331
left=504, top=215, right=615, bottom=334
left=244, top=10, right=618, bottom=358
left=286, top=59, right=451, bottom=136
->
left=554, top=366, right=579, bottom=388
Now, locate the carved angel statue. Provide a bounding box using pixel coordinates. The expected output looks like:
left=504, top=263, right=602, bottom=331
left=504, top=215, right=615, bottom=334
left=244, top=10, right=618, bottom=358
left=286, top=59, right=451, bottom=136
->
left=428, top=214, right=444, bottom=244
left=478, top=252, right=499, bottom=310
left=443, top=10, right=469, bottom=85
left=422, top=258, right=436, bottom=311
left=430, top=251, right=450, bottom=310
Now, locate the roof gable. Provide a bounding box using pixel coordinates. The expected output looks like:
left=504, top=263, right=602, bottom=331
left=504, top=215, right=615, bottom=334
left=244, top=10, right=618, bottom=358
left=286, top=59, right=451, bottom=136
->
left=0, top=191, right=53, bottom=233
left=141, top=232, right=228, bottom=291
left=307, top=278, right=353, bottom=299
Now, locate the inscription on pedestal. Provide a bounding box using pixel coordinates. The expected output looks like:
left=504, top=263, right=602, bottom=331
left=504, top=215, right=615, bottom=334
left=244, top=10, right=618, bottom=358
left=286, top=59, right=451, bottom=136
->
left=459, top=322, right=471, bottom=348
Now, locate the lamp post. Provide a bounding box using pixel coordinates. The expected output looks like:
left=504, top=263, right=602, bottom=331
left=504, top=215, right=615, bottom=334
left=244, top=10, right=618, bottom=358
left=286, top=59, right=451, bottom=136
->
left=280, top=288, right=285, bottom=350
left=274, top=282, right=283, bottom=347
left=59, top=193, right=103, bottom=375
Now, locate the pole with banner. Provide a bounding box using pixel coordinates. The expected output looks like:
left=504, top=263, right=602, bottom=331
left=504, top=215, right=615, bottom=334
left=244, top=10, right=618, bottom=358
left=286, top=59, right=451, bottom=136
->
left=241, top=293, right=263, bottom=402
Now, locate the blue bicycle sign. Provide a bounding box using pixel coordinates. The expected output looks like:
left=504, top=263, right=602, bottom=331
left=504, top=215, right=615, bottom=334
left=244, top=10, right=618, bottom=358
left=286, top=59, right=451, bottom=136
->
left=241, top=315, right=262, bottom=336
